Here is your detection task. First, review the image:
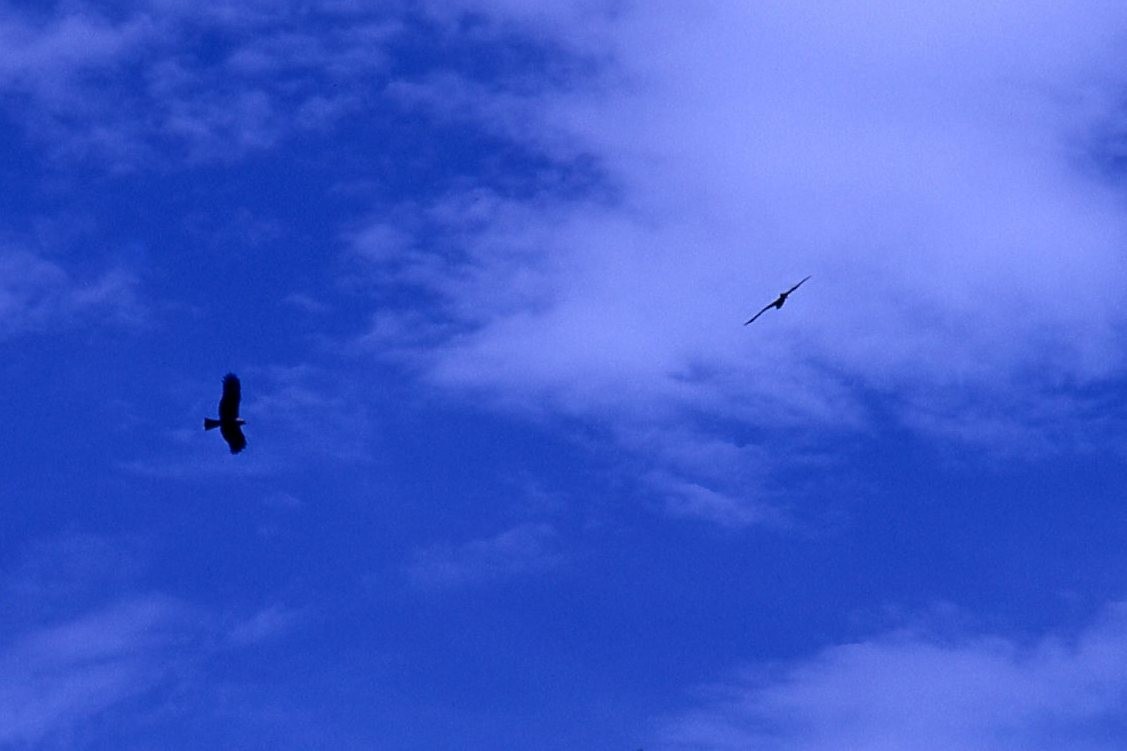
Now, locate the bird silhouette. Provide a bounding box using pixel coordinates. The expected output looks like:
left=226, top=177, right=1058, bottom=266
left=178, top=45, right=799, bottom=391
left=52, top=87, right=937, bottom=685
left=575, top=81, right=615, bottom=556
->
left=744, top=275, right=811, bottom=325
left=203, top=373, right=247, bottom=454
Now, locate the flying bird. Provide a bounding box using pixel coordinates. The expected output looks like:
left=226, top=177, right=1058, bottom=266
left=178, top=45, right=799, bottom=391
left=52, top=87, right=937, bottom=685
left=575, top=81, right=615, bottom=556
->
left=203, top=373, right=247, bottom=454
left=744, top=275, right=811, bottom=325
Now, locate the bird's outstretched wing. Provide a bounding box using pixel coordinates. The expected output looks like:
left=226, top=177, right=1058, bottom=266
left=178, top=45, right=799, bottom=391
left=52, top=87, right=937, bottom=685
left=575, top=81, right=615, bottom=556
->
left=220, top=422, right=247, bottom=454
left=744, top=303, right=774, bottom=325
left=784, top=275, right=812, bottom=295
left=218, top=373, right=241, bottom=421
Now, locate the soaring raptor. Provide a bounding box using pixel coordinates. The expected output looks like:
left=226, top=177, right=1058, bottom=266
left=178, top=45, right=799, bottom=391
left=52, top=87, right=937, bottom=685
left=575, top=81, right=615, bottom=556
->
left=204, top=373, right=247, bottom=454
left=744, top=276, right=811, bottom=325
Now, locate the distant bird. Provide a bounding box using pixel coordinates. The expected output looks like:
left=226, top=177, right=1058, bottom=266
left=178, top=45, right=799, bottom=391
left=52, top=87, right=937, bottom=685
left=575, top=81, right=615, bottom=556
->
left=744, top=275, right=811, bottom=325
left=203, top=373, right=247, bottom=454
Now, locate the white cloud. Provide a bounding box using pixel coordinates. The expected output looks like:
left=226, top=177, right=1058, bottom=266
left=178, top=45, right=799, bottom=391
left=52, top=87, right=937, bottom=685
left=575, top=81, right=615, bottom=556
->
left=0, top=532, right=309, bottom=746
left=0, top=249, right=142, bottom=339
left=243, top=363, right=376, bottom=463
left=0, top=1, right=401, bottom=164
left=0, top=10, right=155, bottom=92
left=226, top=604, right=304, bottom=647
left=395, top=0, right=1127, bottom=405
left=0, top=595, right=200, bottom=747
left=353, top=1, right=1127, bottom=518
left=658, top=605, right=1127, bottom=750
left=655, top=475, right=776, bottom=529
left=3, top=533, right=146, bottom=616
left=407, top=522, right=563, bottom=588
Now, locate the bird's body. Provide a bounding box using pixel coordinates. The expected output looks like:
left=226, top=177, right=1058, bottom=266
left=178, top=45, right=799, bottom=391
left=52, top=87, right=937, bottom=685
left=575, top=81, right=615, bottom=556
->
left=204, top=373, right=247, bottom=454
left=744, top=275, right=811, bottom=325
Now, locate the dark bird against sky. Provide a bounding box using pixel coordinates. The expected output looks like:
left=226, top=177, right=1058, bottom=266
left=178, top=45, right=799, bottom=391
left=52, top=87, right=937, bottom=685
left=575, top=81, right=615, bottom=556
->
left=744, top=275, right=812, bottom=325
left=204, top=373, right=247, bottom=454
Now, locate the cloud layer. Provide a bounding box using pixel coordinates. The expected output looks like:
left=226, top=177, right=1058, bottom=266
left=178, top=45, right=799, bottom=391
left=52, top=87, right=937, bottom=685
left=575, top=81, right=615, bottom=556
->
left=0, top=595, right=199, bottom=746
left=347, top=0, right=1127, bottom=519
left=391, top=0, right=1127, bottom=403
left=0, top=533, right=303, bottom=746
left=0, top=249, right=140, bottom=339
left=407, top=522, right=563, bottom=588
left=660, top=605, right=1127, bottom=750
left=0, top=0, right=399, bottom=164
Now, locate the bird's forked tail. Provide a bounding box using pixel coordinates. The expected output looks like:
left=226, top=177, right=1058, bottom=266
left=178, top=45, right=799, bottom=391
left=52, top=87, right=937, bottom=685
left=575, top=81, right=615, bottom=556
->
left=204, top=418, right=221, bottom=431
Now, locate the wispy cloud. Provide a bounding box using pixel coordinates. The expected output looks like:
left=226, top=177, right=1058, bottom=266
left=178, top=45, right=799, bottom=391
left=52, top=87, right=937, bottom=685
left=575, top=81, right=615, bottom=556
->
left=2, top=533, right=148, bottom=622
left=407, top=522, right=563, bottom=588
left=0, top=10, right=155, bottom=91
left=0, top=532, right=306, bottom=746
left=0, top=595, right=202, bottom=747
left=0, top=1, right=402, bottom=165
left=658, top=604, right=1127, bottom=750
left=243, top=363, right=377, bottom=463
left=654, top=475, right=776, bottom=529
left=0, top=249, right=142, bottom=339
left=226, top=604, right=305, bottom=647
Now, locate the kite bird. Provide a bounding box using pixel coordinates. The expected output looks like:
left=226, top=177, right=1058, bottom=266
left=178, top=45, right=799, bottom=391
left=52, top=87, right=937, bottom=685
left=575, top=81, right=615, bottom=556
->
left=204, top=373, right=247, bottom=454
left=744, top=275, right=811, bottom=325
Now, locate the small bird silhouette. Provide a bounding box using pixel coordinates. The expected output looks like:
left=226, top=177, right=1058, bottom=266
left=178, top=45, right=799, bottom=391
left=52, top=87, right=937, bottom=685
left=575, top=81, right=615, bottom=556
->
left=744, top=275, right=811, bottom=325
left=203, top=373, right=247, bottom=454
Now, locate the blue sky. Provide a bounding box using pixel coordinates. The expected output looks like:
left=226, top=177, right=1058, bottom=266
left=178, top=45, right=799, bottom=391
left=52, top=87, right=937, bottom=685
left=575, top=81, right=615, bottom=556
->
left=5, top=1, right=1127, bottom=748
